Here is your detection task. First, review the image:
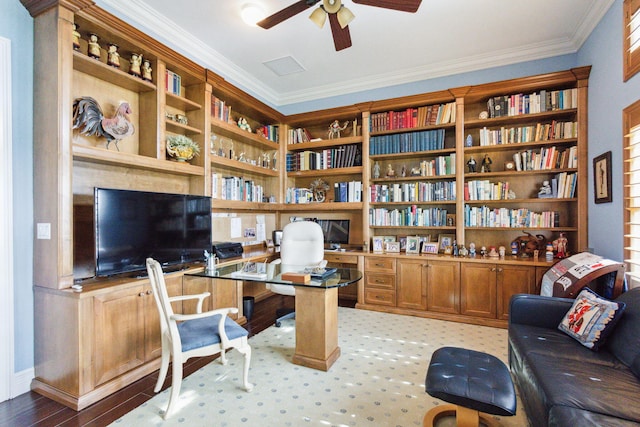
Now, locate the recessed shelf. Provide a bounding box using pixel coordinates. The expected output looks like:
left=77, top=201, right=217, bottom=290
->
left=73, top=51, right=156, bottom=93
left=211, top=118, right=279, bottom=150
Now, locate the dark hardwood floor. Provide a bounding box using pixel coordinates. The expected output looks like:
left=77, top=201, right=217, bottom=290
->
left=0, top=295, right=356, bottom=427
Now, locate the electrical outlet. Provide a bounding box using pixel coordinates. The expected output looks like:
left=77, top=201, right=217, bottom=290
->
left=37, top=223, right=51, bottom=240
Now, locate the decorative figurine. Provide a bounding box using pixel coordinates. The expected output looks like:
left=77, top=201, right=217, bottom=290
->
left=488, top=246, right=499, bottom=257
left=210, top=134, right=217, bottom=155
left=467, top=156, right=477, bottom=173
left=238, top=117, right=252, bottom=132
left=410, top=166, right=421, bottom=176
left=386, top=164, right=396, bottom=177
left=538, top=180, right=553, bottom=198
left=545, top=242, right=555, bottom=261
left=452, top=240, right=459, bottom=256
left=511, top=241, right=518, bottom=256
left=465, top=134, right=473, bottom=147
left=499, top=245, right=506, bottom=257
left=479, top=111, right=489, bottom=120
left=72, top=24, right=81, bottom=51
left=401, top=165, right=406, bottom=177
left=328, top=120, right=349, bottom=139
left=553, top=232, right=569, bottom=258
left=272, top=151, right=277, bottom=170
left=87, top=33, right=101, bottom=59
left=373, top=161, right=381, bottom=179
left=129, top=53, right=142, bottom=77
left=141, top=59, right=152, bottom=81
left=310, top=178, right=330, bottom=202
left=107, top=43, right=120, bottom=68
left=481, top=154, right=492, bottom=172
left=72, top=96, right=135, bottom=151
left=459, top=244, right=468, bottom=257
left=469, top=242, right=476, bottom=257
left=480, top=246, right=487, bottom=257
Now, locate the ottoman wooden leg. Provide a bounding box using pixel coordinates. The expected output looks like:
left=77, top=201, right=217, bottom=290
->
left=423, top=403, right=500, bottom=427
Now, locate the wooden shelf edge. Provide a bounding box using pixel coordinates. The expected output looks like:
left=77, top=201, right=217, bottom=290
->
left=371, top=174, right=456, bottom=183
left=165, top=119, right=202, bottom=135
left=166, top=92, right=201, bottom=111
left=464, top=138, right=578, bottom=152
left=369, top=225, right=456, bottom=230
left=73, top=51, right=156, bottom=93
left=211, top=118, right=279, bottom=150
left=465, top=168, right=577, bottom=178
left=279, top=202, right=363, bottom=211
left=465, top=227, right=578, bottom=231
left=212, top=200, right=279, bottom=210
left=463, top=198, right=577, bottom=204
left=72, top=144, right=205, bottom=176
left=370, top=201, right=456, bottom=206
left=369, top=147, right=456, bottom=159
left=464, top=109, right=577, bottom=128
left=286, top=136, right=362, bottom=150
left=370, top=122, right=455, bottom=136
left=210, top=156, right=279, bottom=176
left=287, top=166, right=363, bottom=177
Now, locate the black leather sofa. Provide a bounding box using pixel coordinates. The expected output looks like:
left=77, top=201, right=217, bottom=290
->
left=508, top=287, right=640, bottom=426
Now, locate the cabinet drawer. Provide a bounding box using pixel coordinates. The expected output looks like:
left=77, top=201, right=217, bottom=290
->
left=324, top=253, right=358, bottom=264
left=364, top=288, right=396, bottom=306
left=365, top=257, right=396, bottom=273
left=365, top=272, right=396, bottom=289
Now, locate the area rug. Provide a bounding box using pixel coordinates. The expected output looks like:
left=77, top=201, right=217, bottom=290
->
left=111, top=307, right=529, bottom=426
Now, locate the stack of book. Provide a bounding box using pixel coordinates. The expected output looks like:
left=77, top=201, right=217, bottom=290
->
left=286, top=144, right=361, bottom=171
left=487, top=88, right=578, bottom=118
left=369, top=129, right=445, bottom=155
left=165, top=69, right=182, bottom=96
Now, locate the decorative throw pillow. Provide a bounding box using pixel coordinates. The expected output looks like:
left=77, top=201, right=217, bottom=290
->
left=558, top=287, right=626, bottom=350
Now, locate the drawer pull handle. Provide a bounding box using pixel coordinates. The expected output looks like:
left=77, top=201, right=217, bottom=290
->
left=138, top=292, right=145, bottom=297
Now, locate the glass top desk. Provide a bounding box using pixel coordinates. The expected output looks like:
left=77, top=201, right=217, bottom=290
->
left=188, top=265, right=362, bottom=371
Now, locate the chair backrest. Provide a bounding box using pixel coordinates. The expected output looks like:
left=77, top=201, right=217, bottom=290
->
left=146, top=258, right=177, bottom=342
left=280, top=221, right=325, bottom=273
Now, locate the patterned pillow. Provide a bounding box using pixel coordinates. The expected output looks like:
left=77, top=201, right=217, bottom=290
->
left=558, top=287, right=626, bottom=350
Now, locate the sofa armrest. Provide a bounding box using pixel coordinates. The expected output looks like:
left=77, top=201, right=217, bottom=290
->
left=509, top=294, right=575, bottom=329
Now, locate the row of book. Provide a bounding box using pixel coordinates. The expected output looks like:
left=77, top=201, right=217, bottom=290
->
left=211, top=173, right=265, bottom=202
left=486, top=88, right=578, bottom=118
left=369, top=128, right=446, bottom=155
left=287, top=127, right=315, bottom=144
left=464, top=180, right=511, bottom=201
left=369, top=181, right=456, bottom=203
left=211, top=95, right=232, bottom=123
left=256, top=125, right=279, bottom=143
left=165, top=69, right=182, bottom=96
left=370, top=102, right=456, bottom=132
left=551, top=172, right=578, bottom=198
left=478, top=121, right=578, bottom=146
left=333, top=181, right=363, bottom=203
left=512, top=145, right=577, bottom=171
left=369, top=206, right=450, bottom=227
left=285, top=144, right=361, bottom=171
left=463, top=205, right=560, bottom=228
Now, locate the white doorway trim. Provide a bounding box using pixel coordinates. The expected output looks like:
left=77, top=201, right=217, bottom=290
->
left=0, top=36, right=15, bottom=403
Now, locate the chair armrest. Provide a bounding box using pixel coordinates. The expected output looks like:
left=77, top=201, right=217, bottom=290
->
left=509, top=294, right=574, bottom=329
left=171, top=307, right=240, bottom=348
left=169, top=292, right=211, bottom=313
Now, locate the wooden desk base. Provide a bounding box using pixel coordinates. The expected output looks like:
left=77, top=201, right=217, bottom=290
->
left=292, top=286, right=340, bottom=371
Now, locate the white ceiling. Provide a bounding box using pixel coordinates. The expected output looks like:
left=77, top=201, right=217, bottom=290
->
left=96, top=0, right=614, bottom=109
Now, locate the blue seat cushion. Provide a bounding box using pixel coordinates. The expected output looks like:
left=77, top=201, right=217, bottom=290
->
left=177, top=314, right=248, bottom=352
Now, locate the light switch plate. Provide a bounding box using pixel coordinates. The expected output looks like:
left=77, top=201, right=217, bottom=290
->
left=37, top=223, right=51, bottom=240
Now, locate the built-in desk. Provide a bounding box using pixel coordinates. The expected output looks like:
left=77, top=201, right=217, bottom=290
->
left=187, top=266, right=362, bottom=371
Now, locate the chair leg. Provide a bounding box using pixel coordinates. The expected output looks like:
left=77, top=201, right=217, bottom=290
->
left=154, top=351, right=170, bottom=393
left=163, top=357, right=184, bottom=420
left=237, top=342, right=253, bottom=392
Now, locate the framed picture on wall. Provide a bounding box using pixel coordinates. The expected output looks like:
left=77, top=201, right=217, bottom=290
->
left=406, top=236, right=421, bottom=254
left=594, top=151, right=612, bottom=203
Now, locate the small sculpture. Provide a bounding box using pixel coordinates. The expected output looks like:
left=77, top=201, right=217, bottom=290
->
left=72, top=24, right=81, bottom=51
left=538, top=180, right=553, bottom=198
left=488, top=246, right=499, bottom=258
left=310, top=178, right=330, bottom=202
left=410, top=166, right=421, bottom=176
left=553, top=232, right=569, bottom=258
left=72, top=96, right=135, bottom=151
left=469, top=242, right=476, bottom=257
left=481, top=154, right=492, bottom=172
left=328, top=120, right=349, bottom=139
left=87, top=33, right=101, bottom=59
left=238, top=117, right=252, bottom=132
left=465, top=134, right=473, bottom=147
left=401, top=165, right=407, bottom=177
left=373, top=161, right=380, bottom=179
left=141, top=59, right=152, bottom=82
left=129, top=53, right=142, bottom=77
left=499, top=246, right=506, bottom=257
left=107, top=43, right=120, bottom=68
left=386, top=164, right=395, bottom=177
left=467, top=156, right=477, bottom=173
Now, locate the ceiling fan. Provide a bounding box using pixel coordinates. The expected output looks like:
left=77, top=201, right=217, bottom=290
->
left=256, top=0, right=422, bottom=51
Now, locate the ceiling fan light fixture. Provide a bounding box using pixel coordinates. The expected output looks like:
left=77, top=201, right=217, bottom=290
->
left=309, top=6, right=327, bottom=28
left=241, top=4, right=265, bottom=26
left=337, top=6, right=355, bottom=28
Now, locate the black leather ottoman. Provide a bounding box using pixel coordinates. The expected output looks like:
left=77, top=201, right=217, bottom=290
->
left=424, top=347, right=516, bottom=427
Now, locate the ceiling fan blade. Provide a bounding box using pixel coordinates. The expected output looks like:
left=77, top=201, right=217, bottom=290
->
left=257, top=0, right=320, bottom=29
left=351, top=0, right=422, bottom=13
left=328, top=13, right=352, bottom=51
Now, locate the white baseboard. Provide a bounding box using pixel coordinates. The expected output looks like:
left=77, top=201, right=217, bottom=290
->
left=9, top=367, right=33, bottom=400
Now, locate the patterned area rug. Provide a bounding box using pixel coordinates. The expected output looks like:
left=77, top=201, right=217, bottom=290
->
left=111, top=307, right=529, bottom=426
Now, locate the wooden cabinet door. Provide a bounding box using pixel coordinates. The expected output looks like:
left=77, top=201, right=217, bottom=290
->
left=397, top=259, right=427, bottom=310
left=427, top=260, right=460, bottom=314
left=93, top=285, right=146, bottom=386
left=497, top=265, right=535, bottom=320
left=145, top=275, right=182, bottom=362
left=460, top=263, right=497, bottom=318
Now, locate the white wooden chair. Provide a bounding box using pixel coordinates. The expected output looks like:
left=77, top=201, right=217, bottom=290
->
left=146, top=258, right=253, bottom=419
left=267, top=221, right=326, bottom=326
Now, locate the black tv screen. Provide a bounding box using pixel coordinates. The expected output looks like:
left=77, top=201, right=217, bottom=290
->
left=316, top=219, right=350, bottom=245
left=94, top=188, right=212, bottom=277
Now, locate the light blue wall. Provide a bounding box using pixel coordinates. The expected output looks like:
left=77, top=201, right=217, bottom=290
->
left=2, top=0, right=34, bottom=373
left=578, top=0, right=640, bottom=260
left=2, top=0, right=630, bottom=383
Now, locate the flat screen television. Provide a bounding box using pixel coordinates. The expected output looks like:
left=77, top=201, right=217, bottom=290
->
left=316, top=219, right=350, bottom=248
left=94, top=188, right=212, bottom=277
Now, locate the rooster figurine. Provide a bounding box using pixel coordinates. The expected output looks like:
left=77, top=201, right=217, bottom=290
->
left=72, top=96, right=135, bottom=151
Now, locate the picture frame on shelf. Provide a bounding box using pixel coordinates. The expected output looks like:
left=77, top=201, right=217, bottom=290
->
left=421, top=242, right=439, bottom=254
left=372, top=236, right=385, bottom=253
left=406, top=236, right=420, bottom=254
left=594, top=151, right=612, bottom=204
left=383, top=236, right=396, bottom=245
left=399, top=236, right=407, bottom=252
left=386, top=241, right=400, bottom=253
left=446, top=214, right=456, bottom=227
left=438, top=234, right=455, bottom=253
